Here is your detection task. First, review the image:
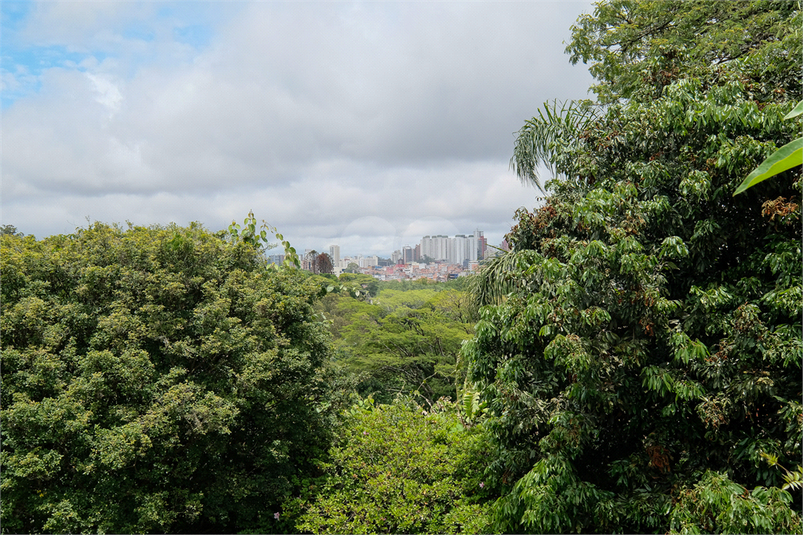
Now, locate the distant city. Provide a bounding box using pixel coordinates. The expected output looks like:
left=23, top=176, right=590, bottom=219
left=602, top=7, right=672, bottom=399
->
left=268, top=230, right=505, bottom=282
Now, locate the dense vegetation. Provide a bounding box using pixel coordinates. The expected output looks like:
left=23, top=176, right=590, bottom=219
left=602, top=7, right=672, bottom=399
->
left=288, top=397, right=494, bottom=534
left=316, top=279, right=474, bottom=405
left=1, top=1, right=801, bottom=533
left=467, top=0, right=802, bottom=533
left=1, top=223, right=336, bottom=533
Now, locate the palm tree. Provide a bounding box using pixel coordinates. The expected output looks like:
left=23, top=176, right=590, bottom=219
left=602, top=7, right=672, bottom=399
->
left=469, top=100, right=599, bottom=309
left=467, top=249, right=541, bottom=309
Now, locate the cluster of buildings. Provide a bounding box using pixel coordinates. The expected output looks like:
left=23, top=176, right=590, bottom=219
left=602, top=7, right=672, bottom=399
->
left=385, top=230, right=487, bottom=266
left=325, top=244, right=380, bottom=270
left=416, top=230, right=486, bottom=264
left=367, top=260, right=480, bottom=282
left=268, top=230, right=493, bottom=281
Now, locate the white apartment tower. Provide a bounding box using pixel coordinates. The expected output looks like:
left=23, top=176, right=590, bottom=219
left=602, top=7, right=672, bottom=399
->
left=329, top=244, right=340, bottom=266
left=420, top=230, right=484, bottom=265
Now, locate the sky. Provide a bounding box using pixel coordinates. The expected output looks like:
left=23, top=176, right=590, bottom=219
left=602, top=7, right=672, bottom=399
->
left=1, top=0, right=595, bottom=257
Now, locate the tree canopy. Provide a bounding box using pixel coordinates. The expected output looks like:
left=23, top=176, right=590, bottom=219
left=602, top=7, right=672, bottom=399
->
left=466, top=1, right=801, bottom=533
left=567, top=0, right=800, bottom=105
left=317, top=286, right=474, bottom=405
left=1, top=223, right=334, bottom=533
left=289, top=397, right=495, bottom=534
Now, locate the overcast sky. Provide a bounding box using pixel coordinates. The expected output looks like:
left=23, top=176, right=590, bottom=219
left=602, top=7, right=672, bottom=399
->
left=2, top=1, right=594, bottom=257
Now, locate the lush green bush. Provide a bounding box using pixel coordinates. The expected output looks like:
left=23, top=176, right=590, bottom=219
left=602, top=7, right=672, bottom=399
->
left=288, top=397, right=496, bottom=534
left=466, top=1, right=802, bottom=533
left=1, top=222, right=333, bottom=533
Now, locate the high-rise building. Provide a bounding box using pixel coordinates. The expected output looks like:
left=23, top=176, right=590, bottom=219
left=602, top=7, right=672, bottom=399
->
left=472, top=230, right=484, bottom=261
left=421, top=236, right=432, bottom=260
left=418, top=230, right=484, bottom=264
left=434, top=235, right=449, bottom=261
left=449, top=235, right=467, bottom=264
left=329, top=244, right=340, bottom=266
left=477, top=231, right=487, bottom=259
left=402, top=245, right=413, bottom=264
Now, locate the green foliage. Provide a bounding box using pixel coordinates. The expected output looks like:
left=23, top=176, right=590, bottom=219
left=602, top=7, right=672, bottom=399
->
left=0, top=224, right=23, bottom=237
left=1, top=222, right=332, bottom=533
left=468, top=1, right=802, bottom=533
left=669, top=471, right=801, bottom=534
left=380, top=276, right=469, bottom=293
left=336, top=272, right=379, bottom=297
left=228, top=210, right=300, bottom=269
left=288, top=397, right=496, bottom=534
left=760, top=452, right=803, bottom=493
left=567, top=0, right=801, bottom=105
left=317, top=286, right=474, bottom=405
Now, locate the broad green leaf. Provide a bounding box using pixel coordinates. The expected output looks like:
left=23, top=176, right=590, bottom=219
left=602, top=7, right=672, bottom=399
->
left=733, top=137, right=803, bottom=195
left=783, top=100, right=803, bottom=120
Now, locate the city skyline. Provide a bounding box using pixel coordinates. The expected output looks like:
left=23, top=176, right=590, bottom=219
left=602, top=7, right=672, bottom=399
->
left=286, top=228, right=490, bottom=267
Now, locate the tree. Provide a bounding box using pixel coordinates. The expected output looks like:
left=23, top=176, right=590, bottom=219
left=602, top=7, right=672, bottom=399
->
left=465, top=1, right=801, bottom=533
left=338, top=272, right=379, bottom=297
left=567, top=0, right=801, bottom=105
left=302, top=251, right=335, bottom=275
left=315, top=252, right=334, bottom=274
left=510, top=99, right=599, bottom=192
left=1, top=222, right=333, bottom=533
left=288, top=397, right=496, bottom=534
left=344, top=262, right=360, bottom=274
left=1, top=224, right=23, bottom=237
left=304, top=249, right=319, bottom=273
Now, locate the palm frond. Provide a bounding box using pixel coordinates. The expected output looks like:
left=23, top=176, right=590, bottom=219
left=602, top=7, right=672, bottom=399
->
left=511, top=99, right=598, bottom=192
left=468, top=249, right=540, bottom=310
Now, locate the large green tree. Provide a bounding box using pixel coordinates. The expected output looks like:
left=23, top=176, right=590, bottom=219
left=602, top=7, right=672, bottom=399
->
left=1, top=222, right=333, bottom=533
left=466, top=1, right=801, bottom=533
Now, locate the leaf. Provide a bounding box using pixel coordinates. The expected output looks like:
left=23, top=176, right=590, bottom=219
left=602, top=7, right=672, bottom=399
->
left=733, top=137, right=803, bottom=195
left=783, top=100, right=803, bottom=120
left=782, top=466, right=803, bottom=491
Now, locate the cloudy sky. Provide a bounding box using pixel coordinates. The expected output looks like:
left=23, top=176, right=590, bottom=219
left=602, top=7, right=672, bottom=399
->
left=2, top=0, right=594, bottom=257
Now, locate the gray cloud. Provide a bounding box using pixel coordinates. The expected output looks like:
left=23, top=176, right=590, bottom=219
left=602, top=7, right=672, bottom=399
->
left=2, top=1, right=593, bottom=255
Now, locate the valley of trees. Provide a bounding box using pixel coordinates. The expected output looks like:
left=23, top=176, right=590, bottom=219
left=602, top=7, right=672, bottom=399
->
left=2, top=1, right=801, bottom=533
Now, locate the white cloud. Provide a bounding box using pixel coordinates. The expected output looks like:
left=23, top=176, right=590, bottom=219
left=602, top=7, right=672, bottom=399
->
left=2, top=1, right=593, bottom=255
left=86, top=72, right=123, bottom=115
